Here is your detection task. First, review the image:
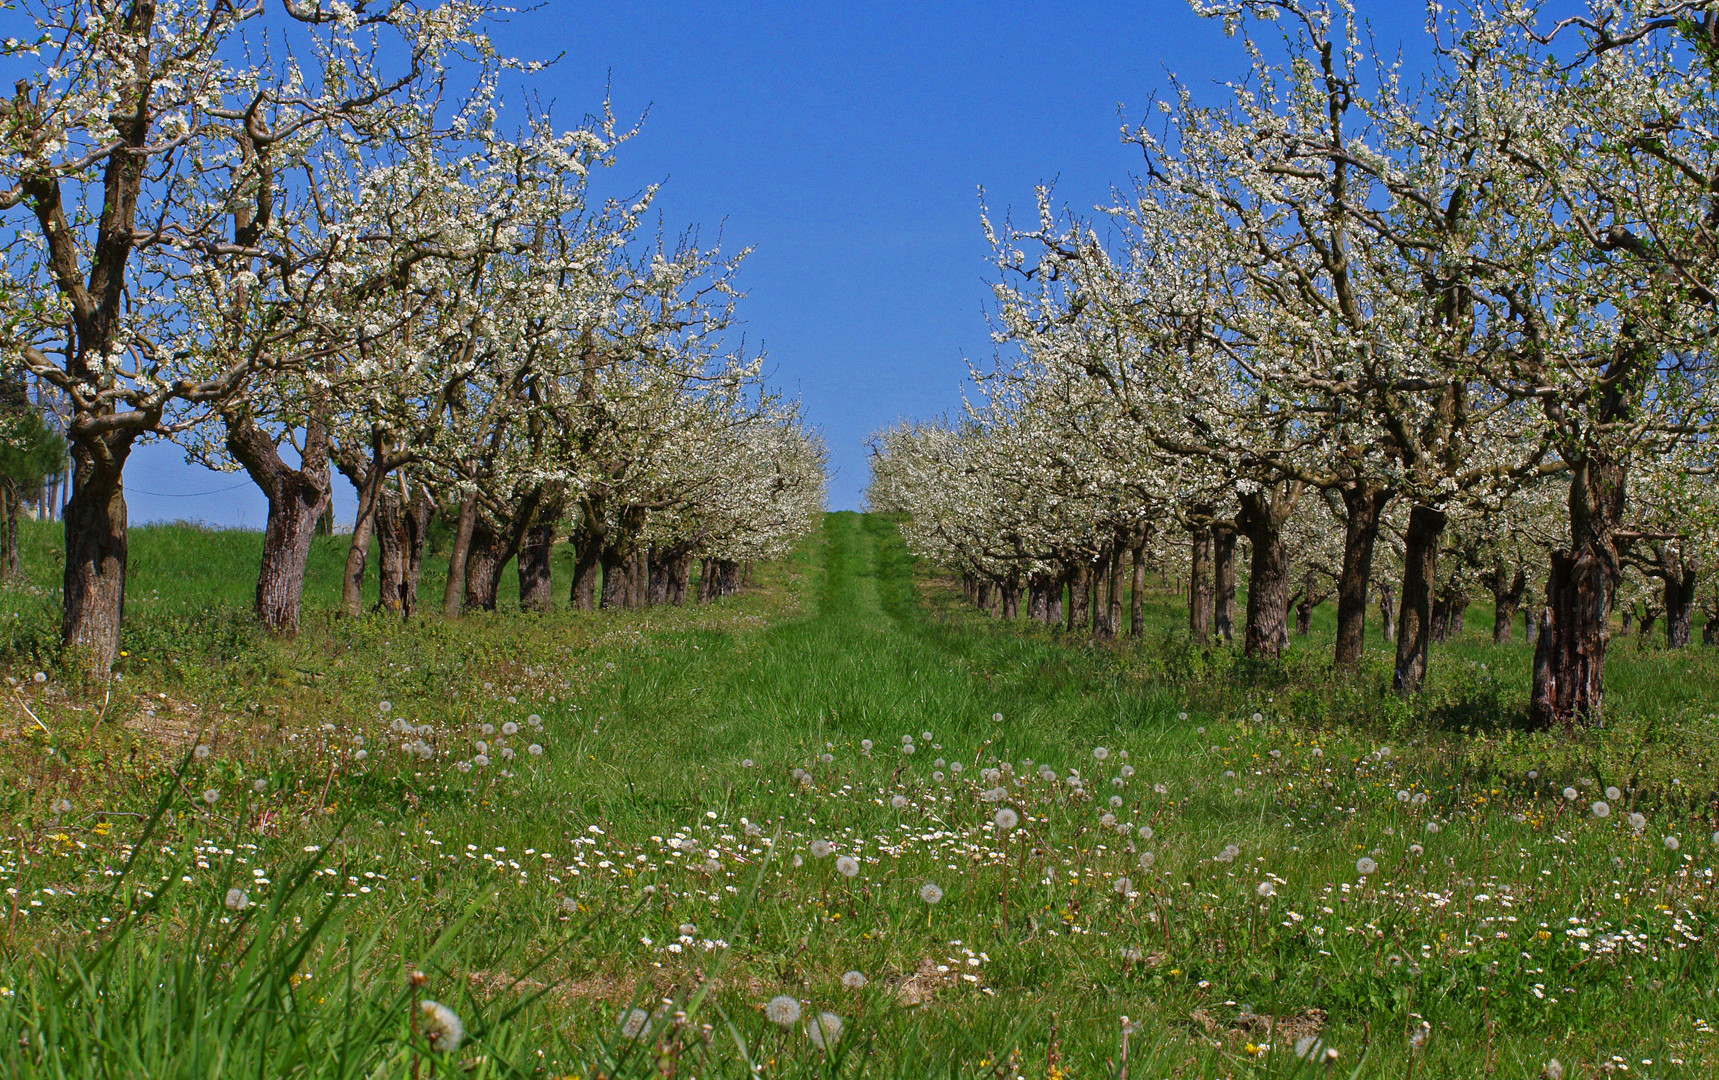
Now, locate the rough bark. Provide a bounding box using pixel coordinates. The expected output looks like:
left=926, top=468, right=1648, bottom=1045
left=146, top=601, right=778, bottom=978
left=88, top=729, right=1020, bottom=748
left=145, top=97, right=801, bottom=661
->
left=1294, top=569, right=1317, bottom=636
left=600, top=543, right=630, bottom=608
left=519, top=522, right=557, bottom=612
left=1377, top=579, right=1396, bottom=644
left=1130, top=532, right=1147, bottom=638
left=1237, top=488, right=1296, bottom=660
left=1530, top=455, right=1627, bottom=730
left=342, top=451, right=391, bottom=618
left=1393, top=504, right=1448, bottom=695
left=463, top=519, right=504, bottom=612
left=61, top=439, right=134, bottom=672
left=400, top=483, right=431, bottom=617
left=1665, top=570, right=1696, bottom=649
left=0, top=480, right=18, bottom=582
left=1334, top=486, right=1388, bottom=668
left=1212, top=524, right=1237, bottom=644
left=1490, top=566, right=1526, bottom=644
left=443, top=494, right=479, bottom=618
left=1066, top=563, right=1091, bottom=633
left=1188, top=525, right=1214, bottom=644
left=374, top=486, right=405, bottom=615
left=570, top=533, right=602, bottom=611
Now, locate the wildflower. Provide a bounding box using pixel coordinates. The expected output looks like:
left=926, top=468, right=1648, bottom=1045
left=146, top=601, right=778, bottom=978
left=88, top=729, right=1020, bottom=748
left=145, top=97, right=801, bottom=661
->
left=1544, top=1059, right=1565, bottom=1080
left=1665, top=835, right=1681, bottom=851
left=528, top=714, right=542, bottom=727
left=475, top=741, right=489, bottom=754
left=1397, top=790, right=1411, bottom=803
left=473, top=754, right=490, bottom=768
left=932, top=771, right=944, bottom=782
left=805, top=1011, right=843, bottom=1049
left=32, top=671, right=46, bottom=683
left=561, top=897, right=579, bottom=912
left=742, top=759, right=755, bottom=768
left=810, top=839, right=834, bottom=859
left=501, top=722, right=518, bottom=735
left=1563, top=787, right=1578, bottom=801
left=1356, top=857, right=1378, bottom=876
left=619, top=1008, right=651, bottom=1040
left=950, top=761, right=964, bottom=774
left=1109, top=795, right=1123, bottom=808
left=1214, top=844, right=1240, bottom=863
left=921, top=731, right=932, bottom=741
left=994, top=808, right=1019, bottom=831
left=1592, top=801, right=1610, bottom=818
left=1153, top=782, right=1168, bottom=795
left=1605, top=786, right=1622, bottom=801
left=378, top=701, right=392, bottom=713
left=1409, top=843, right=1424, bottom=856
left=1114, top=877, right=1132, bottom=895
left=253, top=779, right=268, bottom=793
left=1257, top=882, right=1276, bottom=898
left=765, top=995, right=802, bottom=1026
left=860, top=739, right=873, bottom=752
left=1425, top=822, right=1440, bottom=834
left=842, top=970, right=867, bottom=989
left=528, top=744, right=543, bottom=756
left=224, top=888, right=250, bottom=911
left=992, top=712, right=1003, bottom=722
left=1138, top=825, right=1153, bottom=840
left=1093, top=747, right=1109, bottom=761
left=1139, top=851, right=1156, bottom=869
left=194, top=745, right=211, bottom=760
left=1629, top=812, right=1648, bottom=832
left=1120, top=764, right=1135, bottom=778
left=203, top=789, right=220, bottom=805
left=1294, top=1035, right=1337, bottom=1063
left=902, top=744, right=916, bottom=756
left=418, top=1000, right=464, bottom=1052
left=1409, top=1021, right=1430, bottom=1050
left=919, top=883, right=944, bottom=905
left=835, top=855, right=860, bottom=878
left=353, top=749, right=368, bottom=761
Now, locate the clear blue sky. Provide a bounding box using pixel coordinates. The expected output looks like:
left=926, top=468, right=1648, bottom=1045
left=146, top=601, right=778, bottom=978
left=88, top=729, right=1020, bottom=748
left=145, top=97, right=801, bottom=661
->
left=122, top=1, right=1438, bottom=525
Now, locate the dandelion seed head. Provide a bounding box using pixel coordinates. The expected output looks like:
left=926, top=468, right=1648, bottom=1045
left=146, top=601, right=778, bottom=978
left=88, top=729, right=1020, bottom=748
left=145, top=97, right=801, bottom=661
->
left=806, top=1011, right=843, bottom=1049
left=203, top=789, right=220, bottom=805
left=194, top=745, right=211, bottom=760
left=1592, top=801, right=1610, bottom=818
left=1665, top=834, right=1681, bottom=851
left=810, top=839, right=834, bottom=859
left=501, top=721, right=518, bottom=735
left=1256, top=881, right=1276, bottom=897
left=418, top=1000, right=464, bottom=1052
left=224, top=887, right=249, bottom=911
left=994, top=808, right=1019, bottom=831
left=919, top=882, right=944, bottom=905
left=1356, top=857, right=1378, bottom=875
left=1605, top=786, right=1622, bottom=801
left=1093, top=747, right=1109, bottom=761
left=842, top=970, right=867, bottom=989
left=765, top=995, right=802, bottom=1026
left=619, top=1008, right=651, bottom=1040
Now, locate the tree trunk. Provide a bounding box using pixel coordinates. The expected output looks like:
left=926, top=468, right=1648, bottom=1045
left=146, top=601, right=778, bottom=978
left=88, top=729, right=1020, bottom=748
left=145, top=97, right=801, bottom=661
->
left=342, top=452, right=391, bottom=618
left=1377, top=579, right=1396, bottom=644
left=600, top=543, right=629, bottom=609
left=374, top=486, right=405, bottom=615
left=1130, top=532, right=1147, bottom=638
left=1294, top=569, right=1317, bottom=636
left=1188, top=524, right=1214, bottom=644
left=1212, top=524, right=1237, bottom=644
left=1001, top=581, right=1021, bottom=619
left=0, top=480, right=18, bottom=582
left=1491, top=566, right=1525, bottom=644
left=226, top=411, right=332, bottom=636
left=519, top=522, right=556, bottom=612
left=1237, top=488, right=1296, bottom=660
left=1334, top=485, right=1388, bottom=668
left=400, top=482, right=431, bottom=617
left=463, top=519, right=504, bottom=612
left=570, top=532, right=601, bottom=611
left=1530, top=456, right=1626, bottom=730
left=1393, top=504, right=1447, bottom=695
left=61, top=440, right=134, bottom=673
left=1666, top=571, right=1696, bottom=648
left=1066, top=563, right=1090, bottom=633
left=443, top=494, right=479, bottom=618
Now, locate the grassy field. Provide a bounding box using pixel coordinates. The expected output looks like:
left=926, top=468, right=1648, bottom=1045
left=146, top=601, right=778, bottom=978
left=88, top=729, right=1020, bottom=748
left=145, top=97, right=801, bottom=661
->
left=0, top=513, right=1716, bottom=1078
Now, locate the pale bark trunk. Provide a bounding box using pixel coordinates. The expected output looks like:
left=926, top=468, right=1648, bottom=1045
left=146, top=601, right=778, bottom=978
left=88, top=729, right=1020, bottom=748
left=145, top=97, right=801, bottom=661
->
left=1491, top=566, right=1525, bottom=644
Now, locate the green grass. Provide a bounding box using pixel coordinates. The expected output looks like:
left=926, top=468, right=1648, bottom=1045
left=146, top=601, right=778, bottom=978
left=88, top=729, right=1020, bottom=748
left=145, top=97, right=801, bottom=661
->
left=0, top=512, right=1716, bottom=1078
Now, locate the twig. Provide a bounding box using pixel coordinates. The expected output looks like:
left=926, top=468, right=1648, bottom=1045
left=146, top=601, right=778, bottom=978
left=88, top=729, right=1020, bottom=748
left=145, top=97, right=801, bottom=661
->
left=9, top=686, right=49, bottom=735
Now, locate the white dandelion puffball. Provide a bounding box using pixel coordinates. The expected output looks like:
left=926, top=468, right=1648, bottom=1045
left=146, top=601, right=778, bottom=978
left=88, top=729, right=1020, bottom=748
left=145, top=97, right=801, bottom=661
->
left=902, top=743, right=916, bottom=756
left=842, top=970, right=867, bottom=989
left=1109, top=795, right=1123, bottom=808
left=1093, top=747, right=1109, bottom=761
left=1544, top=1059, right=1564, bottom=1080
left=742, top=758, right=755, bottom=768
left=1629, top=812, right=1648, bottom=832
left=378, top=700, right=391, bottom=713
left=901, top=734, right=913, bottom=745
left=1397, top=790, right=1411, bottom=804
left=475, top=741, right=489, bottom=754
left=1356, top=857, right=1378, bottom=876
left=1120, top=764, right=1135, bottom=778
left=353, top=749, right=368, bottom=761
left=1665, top=834, right=1681, bottom=851
left=501, top=721, right=518, bottom=735
left=891, top=794, right=909, bottom=810
left=765, top=995, right=802, bottom=1026
left=253, top=779, right=268, bottom=793
left=1139, top=851, right=1156, bottom=869
left=619, top=1008, right=651, bottom=1040
left=528, top=713, right=542, bottom=727
left=1294, top=1035, right=1337, bottom=1063
left=1410, top=843, right=1424, bottom=856
left=1563, top=787, right=1578, bottom=801
left=50, top=798, right=72, bottom=815
left=561, top=897, right=579, bottom=912
left=806, top=1011, right=844, bottom=1049
left=1592, top=801, right=1610, bottom=818
left=1113, top=877, right=1132, bottom=895
left=203, top=789, right=220, bottom=805
left=921, top=731, right=932, bottom=741
left=994, top=808, right=1019, bottom=831
left=473, top=754, right=490, bottom=768
left=835, top=855, right=860, bottom=878
left=919, top=882, right=944, bottom=905
left=1138, top=825, right=1153, bottom=840
left=224, top=888, right=250, bottom=911
left=32, top=671, right=46, bottom=683
left=860, top=739, right=873, bottom=752
left=1256, top=881, right=1276, bottom=898
left=418, top=1000, right=464, bottom=1052
left=992, top=712, right=1003, bottom=723
left=194, top=745, right=211, bottom=760
left=932, top=771, right=944, bottom=782
left=1605, top=786, right=1622, bottom=801
left=810, top=839, right=834, bottom=859
left=528, top=744, right=543, bottom=756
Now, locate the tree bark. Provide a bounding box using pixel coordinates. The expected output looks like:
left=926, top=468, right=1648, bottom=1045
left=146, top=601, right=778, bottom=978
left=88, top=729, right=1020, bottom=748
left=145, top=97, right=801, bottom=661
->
left=600, top=543, right=630, bottom=608
left=1491, top=566, right=1526, bottom=644
left=1130, top=532, right=1147, bottom=638
left=1334, top=486, right=1388, bottom=668
left=463, top=519, right=504, bottom=612
left=374, top=486, right=405, bottom=615
left=1066, top=562, right=1090, bottom=633
left=1377, top=579, right=1396, bottom=644
left=443, top=494, right=479, bottom=618
left=519, top=521, right=557, bottom=612
left=1294, top=569, right=1317, bottom=636
left=0, top=480, right=18, bottom=582
left=1530, top=455, right=1626, bottom=730
left=1237, top=488, right=1297, bottom=660
left=1188, top=524, right=1214, bottom=644
left=61, top=437, right=135, bottom=672
left=342, top=449, right=393, bottom=618
left=1665, top=568, right=1697, bottom=648
left=1393, top=504, right=1448, bottom=695
left=1212, top=524, right=1237, bottom=644
left=400, top=482, right=431, bottom=617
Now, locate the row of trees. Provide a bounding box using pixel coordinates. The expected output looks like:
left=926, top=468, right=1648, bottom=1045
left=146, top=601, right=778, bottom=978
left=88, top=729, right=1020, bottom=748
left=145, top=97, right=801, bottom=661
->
left=869, top=0, right=1719, bottom=730
left=1, top=1, right=824, bottom=672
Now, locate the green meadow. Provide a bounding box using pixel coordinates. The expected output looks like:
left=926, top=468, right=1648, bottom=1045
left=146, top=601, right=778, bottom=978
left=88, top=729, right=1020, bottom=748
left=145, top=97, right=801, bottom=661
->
left=0, top=512, right=1715, bottom=1078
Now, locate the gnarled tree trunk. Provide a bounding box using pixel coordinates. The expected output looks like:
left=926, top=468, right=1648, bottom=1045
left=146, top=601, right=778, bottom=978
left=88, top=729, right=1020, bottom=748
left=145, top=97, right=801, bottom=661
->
left=225, top=410, right=333, bottom=636
left=1188, top=523, right=1213, bottom=644
left=518, top=521, right=557, bottom=612
left=1130, top=531, right=1147, bottom=638
left=1491, top=566, right=1525, bottom=644
left=1377, top=579, right=1396, bottom=644
left=443, top=494, right=479, bottom=618
left=1531, top=455, right=1626, bottom=730
left=1066, top=562, right=1090, bottom=634
left=1393, top=504, right=1447, bottom=695
left=1334, top=485, right=1389, bottom=667
left=61, top=436, right=135, bottom=672
left=1237, top=487, right=1298, bottom=660
left=1212, top=524, right=1237, bottom=644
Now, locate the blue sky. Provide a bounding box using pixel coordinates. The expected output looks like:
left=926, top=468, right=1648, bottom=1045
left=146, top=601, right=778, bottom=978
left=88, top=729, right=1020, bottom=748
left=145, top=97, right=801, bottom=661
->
left=119, top=1, right=1437, bottom=525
